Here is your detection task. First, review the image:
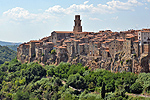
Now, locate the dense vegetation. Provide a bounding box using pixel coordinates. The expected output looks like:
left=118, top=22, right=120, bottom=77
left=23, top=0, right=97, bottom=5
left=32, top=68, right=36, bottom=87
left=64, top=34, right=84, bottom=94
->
left=6, top=45, right=19, bottom=51
left=0, top=45, right=17, bottom=64
left=0, top=59, right=150, bottom=100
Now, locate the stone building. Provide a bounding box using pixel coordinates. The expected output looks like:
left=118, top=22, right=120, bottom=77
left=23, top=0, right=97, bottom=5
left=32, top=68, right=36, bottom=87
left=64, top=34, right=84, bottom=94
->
left=17, top=15, right=150, bottom=73
left=138, top=30, right=150, bottom=45
left=73, top=15, right=82, bottom=33
left=51, top=31, right=73, bottom=45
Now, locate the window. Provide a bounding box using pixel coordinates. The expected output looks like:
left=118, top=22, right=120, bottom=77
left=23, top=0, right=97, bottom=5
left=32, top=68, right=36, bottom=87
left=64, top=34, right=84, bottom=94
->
left=144, top=37, right=146, bottom=39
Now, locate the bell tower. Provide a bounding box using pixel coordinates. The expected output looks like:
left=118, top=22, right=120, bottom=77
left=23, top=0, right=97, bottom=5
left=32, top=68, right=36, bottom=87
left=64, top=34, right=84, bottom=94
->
left=73, top=15, right=82, bottom=33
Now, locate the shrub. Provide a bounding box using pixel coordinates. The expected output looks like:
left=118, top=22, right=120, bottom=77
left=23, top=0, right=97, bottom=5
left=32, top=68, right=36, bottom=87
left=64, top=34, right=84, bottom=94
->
left=51, top=49, right=56, bottom=54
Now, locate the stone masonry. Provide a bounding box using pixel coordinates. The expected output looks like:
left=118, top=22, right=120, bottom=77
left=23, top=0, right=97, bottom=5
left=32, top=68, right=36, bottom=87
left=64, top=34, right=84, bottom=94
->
left=17, top=15, right=150, bottom=73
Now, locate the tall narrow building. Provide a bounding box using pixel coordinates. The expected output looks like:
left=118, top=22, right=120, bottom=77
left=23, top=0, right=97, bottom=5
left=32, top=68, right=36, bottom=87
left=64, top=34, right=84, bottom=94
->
left=73, top=15, right=82, bottom=33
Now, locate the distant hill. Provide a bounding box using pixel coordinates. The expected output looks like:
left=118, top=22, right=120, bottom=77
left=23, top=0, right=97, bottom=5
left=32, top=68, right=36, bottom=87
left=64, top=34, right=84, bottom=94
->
left=0, top=41, right=21, bottom=46
left=0, top=45, right=17, bottom=64
left=0, top=41, right=21, bottom=51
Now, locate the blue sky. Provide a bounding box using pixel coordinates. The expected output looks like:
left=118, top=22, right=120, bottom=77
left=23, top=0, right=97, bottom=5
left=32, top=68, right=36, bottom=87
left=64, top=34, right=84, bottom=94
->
left=0, top=0, right=150, bottom=42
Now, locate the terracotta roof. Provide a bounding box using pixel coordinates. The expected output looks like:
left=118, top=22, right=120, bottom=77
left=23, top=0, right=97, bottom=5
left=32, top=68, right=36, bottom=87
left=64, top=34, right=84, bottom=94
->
left=75, top=32, right=89, bottom=34
left=88, top=35, right=94, bottom=37
left=56, top=41, right=61, bottom=42
left=74, top=40, right=81, bottom=42
left=79, top=43, right=84, bottom=46
left=70, top=36, right=75, bottom=37
left=102, top=36, right=107, bottom=38
left=82, top=37, right=88, bottom=38
left=141, top=31, right=150, bottom=33
left=126, top=34, right=134, bottom=37
left=105, top=41, right=111, bottom=43
left=64, top=40, right=71, bottom=42
left=105, top=50, right=109, bottom=52
left=62, top=45, right=67, bottom=47
left=102, top=42, right=106, bottom=44
left=116, top=39, right=125, bottom=42
left=54, top=31, right=73, bottom=33
left=47, top=42, right=54, bottom=44
left=30, top=40, right=42, bottom=43
left=94, top=42, right=99, bottom=44
left=58, top=46, right=66, bottom=49
left=142, top=28, right=150, bottom=31
left=107, top=39, right=114, bottom=41
left=126, top=36, right=132, bottom=39
left=54, top=45, right=57, bottom=47
left=41, top=37, right=49, bottom=40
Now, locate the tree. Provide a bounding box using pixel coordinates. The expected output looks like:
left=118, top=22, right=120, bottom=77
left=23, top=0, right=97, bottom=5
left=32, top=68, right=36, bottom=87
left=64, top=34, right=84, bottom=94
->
left=88, top=82, right=95, bottom=92
left=136, top=73, right=150, bottom=93
left=21, top=63, right=46, bottom=84
left=130, top=82, right=143, bottom=94
left=67, top=73, right=86, bottom=89
left=105, top=79, right=115, bottom=92
left=51, top=49, right=56, bottom=54
left=13, top=90, right=29, bottom=100
left=101, top=82, right=106, bottom=99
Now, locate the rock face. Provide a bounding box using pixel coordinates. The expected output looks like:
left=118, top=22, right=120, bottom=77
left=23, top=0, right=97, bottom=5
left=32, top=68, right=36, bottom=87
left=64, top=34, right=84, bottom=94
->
left=17, top=15, right=150, bottom=73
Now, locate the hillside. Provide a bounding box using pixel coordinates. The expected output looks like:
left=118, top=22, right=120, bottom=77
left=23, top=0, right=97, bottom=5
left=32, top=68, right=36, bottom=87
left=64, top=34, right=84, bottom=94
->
left=0, top=45, right=17, bottom=64
left=6, top=45, right=19, bottom=51
left=0, top=60, right=149, bottom=100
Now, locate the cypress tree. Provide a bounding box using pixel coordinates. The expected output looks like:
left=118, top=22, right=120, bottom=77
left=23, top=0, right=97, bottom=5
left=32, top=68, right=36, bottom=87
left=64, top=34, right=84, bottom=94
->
left=101, top=82, right=106, bottom=99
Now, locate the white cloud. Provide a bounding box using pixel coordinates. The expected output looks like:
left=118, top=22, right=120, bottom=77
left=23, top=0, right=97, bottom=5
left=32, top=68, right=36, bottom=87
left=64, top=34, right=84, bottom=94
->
left=45, top=5, right=65, bottom=13
left=106, top=0, right=142, bottom=11
left=112, top=16, right=118, bottom=20
left=3, top=7, right=36, bottom=20
left=46, top=0, right=143, bottom=14
left=84, top=1, right=89, bottom=5
left=145, top=7, right=149, bottom=9
left=148, top=0, right=150, bottom=2
left=3, top=7, right=55, bottom=23
left=46, top=3, right=94, bottom=14
left=3, top=0, right=143, bottom=22
left=89, top=17, right=102, bottom=21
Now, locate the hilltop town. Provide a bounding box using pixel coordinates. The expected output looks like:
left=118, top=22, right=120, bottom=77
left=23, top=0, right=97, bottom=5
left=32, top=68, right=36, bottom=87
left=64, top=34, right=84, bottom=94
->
left=17, top=15, right=150, bottom=73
